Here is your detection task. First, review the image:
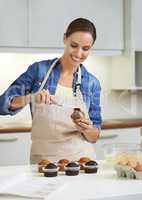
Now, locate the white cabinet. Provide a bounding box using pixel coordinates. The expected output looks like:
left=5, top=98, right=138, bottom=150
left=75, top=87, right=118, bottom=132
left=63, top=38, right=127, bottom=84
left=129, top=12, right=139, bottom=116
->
left=131, top=0, right=142, bottom=50
left=130, top=0, right=142, bottom=87
left=111, top=0, right=142, bottom=90
left=28, top=0, right=123, bottom=50
left=111, top=51, right=142, bottom=89
left=111, top=54, right=134, bottom=89
left=0, top=0, right=28, bottom=47
left=0, top=0, right=123, bottom=50
left=0, top=133, right=31, bottom=166
left=123, top=0, right=142, bottom=50
left=94, top=128, right=141, bottom=159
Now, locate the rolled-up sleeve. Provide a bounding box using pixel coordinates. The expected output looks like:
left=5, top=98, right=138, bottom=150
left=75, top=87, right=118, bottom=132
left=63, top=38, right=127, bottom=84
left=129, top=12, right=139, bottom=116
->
left=0, top=62, right=38, bottom=115
left=89, top=79, right=102, bottom=129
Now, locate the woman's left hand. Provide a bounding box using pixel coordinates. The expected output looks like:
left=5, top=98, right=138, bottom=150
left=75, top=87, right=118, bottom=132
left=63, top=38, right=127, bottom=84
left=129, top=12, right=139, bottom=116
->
left=73, top=118, right=93, bottom=132
left=72, top=118, right=100, bottom=143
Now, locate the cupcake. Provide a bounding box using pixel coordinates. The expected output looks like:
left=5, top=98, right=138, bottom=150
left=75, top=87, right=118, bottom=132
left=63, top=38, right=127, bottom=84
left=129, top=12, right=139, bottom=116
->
left=58, top=159, right=69, bottom=171
left=84, top=160, right=98, bottom=173
left=64, top=162, right=80, bottom=176
left=43, top=163, right=59, bottom=177
left=38, top=159, right=50, bottom=173
left=71, top=108, right=85, bottom=121
left=78, top=157, right=91, bottom=170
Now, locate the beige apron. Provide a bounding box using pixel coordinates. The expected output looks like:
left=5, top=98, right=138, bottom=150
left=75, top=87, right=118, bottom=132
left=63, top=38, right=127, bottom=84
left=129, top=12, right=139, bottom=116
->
left=31, top=59, right=96, bottom=164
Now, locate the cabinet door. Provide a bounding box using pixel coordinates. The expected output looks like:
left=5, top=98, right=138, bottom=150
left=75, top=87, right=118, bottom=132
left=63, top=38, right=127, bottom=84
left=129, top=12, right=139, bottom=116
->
left=94, top=128, right=141, bottom=159
left=111, top=54, right=136, bottom=89
left=131, top=0, right=142, bottom=50
left=0, top=133, right=31, bottom=166
left=0, top=0, right=28, bottom=47
left=29, top=0, right=123, bottom=50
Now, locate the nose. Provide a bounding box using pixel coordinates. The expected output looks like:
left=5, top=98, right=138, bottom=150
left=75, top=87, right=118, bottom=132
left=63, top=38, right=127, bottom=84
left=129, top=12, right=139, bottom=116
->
left=74, top=47, right=83, bottom=58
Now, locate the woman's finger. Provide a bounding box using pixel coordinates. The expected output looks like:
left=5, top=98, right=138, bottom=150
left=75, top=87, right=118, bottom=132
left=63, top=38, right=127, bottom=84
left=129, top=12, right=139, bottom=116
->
left=80, top=119, right=91, bottom=125
left=34, top=89, right=60, bottom=105
left=35, top=89, right=50, bottom=104
left=73, top=118, right=92, bottom=129
left=78, top=121, right=89, bottom=129
left=50, top=95, right=58, bottom=104
left=73, top=118, right=91, bottom=125
left=35, top=93, right=41, bottom=104
left=75, top=124, right=86, bottom=132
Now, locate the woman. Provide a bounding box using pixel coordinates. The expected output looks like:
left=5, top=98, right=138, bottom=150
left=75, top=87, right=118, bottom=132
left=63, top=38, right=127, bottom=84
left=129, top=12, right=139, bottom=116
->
left=0, top=18, right=102, bottom=163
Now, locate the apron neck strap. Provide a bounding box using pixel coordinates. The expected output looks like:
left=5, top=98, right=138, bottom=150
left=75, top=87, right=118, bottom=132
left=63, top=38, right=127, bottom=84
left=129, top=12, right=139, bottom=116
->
left=78, top=66, right=81, bottom=84
left=39, top=58, right=59, bottom=91
left=39, top=58, right=82, bottom=95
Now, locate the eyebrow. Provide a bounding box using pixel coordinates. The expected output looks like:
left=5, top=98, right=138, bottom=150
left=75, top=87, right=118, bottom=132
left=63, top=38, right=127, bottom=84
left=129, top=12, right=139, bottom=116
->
left=71, top=41, right=91, bottom=48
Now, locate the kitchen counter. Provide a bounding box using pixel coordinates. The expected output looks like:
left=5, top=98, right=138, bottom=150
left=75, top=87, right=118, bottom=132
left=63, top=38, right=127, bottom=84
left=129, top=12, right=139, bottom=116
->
left=0, top=161, right=142, bottom=200
left=0, top=118, right=142, bottom=133
left=101, top=118, right=142, bottom=129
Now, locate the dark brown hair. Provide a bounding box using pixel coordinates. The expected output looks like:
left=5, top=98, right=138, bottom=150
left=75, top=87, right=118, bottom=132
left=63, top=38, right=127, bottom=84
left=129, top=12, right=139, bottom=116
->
left=65, top=18, right=96, bottom=45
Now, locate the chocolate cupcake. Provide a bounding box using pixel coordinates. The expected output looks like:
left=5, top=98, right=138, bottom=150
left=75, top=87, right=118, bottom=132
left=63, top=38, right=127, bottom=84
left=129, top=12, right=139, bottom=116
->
left=64, top=162, right=80, bottom=176
left=58, top=159, right=69, bottom=171
left=38, top=159, right=50, bottom=173
left=78, top=157, right=91, bottom=170
left=84, top=160, right=98, bottom=173
left=43, top=163, right=59, bottom=177
left=71, top=108, right=85, bottom=121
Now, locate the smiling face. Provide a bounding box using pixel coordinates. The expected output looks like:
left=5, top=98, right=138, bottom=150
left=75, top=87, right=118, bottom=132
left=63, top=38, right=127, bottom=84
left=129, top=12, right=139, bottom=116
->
left=62, top=31, right=94, bottom=67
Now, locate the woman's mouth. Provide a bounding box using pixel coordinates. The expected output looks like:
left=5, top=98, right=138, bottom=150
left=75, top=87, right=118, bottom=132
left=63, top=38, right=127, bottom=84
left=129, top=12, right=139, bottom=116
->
left=71, top=56, right=81, bottom=63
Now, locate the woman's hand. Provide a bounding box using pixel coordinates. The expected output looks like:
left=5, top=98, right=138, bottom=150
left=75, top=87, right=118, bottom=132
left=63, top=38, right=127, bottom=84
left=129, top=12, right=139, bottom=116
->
left=72, top=118, right=100, bottom=143
left=73, top=118, right=92, bottom=132
left=34, top=89, right=57, bottom=104
left=10, top=95, right=31, bottom=110
left=10, top=89, right=58, bottom=110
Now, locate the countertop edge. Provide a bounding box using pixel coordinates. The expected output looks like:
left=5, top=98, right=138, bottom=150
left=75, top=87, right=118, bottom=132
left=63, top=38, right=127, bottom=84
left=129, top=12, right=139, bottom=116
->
left=0, top=118, right=142, bottom=133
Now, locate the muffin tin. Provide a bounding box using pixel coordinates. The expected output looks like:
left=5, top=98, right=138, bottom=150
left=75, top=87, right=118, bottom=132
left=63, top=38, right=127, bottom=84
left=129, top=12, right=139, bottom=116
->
left=114, top=164, right=142, bottom=179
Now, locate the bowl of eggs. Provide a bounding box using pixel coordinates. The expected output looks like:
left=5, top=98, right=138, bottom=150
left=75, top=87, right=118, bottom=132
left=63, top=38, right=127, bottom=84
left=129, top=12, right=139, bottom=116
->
left=103, top=143, right=142, bottom=166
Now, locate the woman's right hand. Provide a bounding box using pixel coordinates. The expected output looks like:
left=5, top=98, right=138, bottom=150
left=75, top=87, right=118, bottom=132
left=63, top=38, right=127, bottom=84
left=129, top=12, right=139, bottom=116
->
left=10, top=89, right=58, bottom=111
left=34, top=89, right=57, bottom=104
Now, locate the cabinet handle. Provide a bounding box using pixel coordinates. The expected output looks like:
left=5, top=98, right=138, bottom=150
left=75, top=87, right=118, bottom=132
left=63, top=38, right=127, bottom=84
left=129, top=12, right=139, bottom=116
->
left=99, top=134, right=118, bottom=140
left=0, top=137, right=18, bottom=142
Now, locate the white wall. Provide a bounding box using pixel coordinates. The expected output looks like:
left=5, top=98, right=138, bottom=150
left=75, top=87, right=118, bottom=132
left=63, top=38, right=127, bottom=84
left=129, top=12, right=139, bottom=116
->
left=0, top=52, right=141, bottom=124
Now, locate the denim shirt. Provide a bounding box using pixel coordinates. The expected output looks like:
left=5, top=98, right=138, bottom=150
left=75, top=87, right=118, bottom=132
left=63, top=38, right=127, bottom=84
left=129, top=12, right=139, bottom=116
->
left=0, top=58, right=102, bottom=128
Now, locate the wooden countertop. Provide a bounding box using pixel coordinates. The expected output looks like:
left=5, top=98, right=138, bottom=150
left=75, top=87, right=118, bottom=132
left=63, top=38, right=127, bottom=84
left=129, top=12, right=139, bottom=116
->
left=0, top=118, right=142, bottom=133
left=101, top=118, right=142, bottom=129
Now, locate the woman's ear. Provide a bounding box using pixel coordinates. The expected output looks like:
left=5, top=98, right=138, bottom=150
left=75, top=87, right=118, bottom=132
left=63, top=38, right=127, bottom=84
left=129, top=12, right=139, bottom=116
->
left=63, top=33, right=66, bottom=44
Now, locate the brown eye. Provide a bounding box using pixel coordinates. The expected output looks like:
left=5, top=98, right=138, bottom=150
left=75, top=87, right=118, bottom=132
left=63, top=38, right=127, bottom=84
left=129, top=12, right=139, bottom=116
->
left=82, top=47, right=90, bottom=51
left=71, top=44, right=78, bottom=48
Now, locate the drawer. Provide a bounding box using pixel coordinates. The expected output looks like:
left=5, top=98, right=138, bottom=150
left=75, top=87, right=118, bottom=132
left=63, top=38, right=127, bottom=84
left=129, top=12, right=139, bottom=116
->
left=0, top=132, right=31, bottom=166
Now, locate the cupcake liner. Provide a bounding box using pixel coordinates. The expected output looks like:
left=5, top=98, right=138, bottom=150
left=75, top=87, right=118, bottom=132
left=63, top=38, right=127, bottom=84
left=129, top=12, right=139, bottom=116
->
left=83, top=164, right=98, bottom=169
left=64, top=166, right=80, bottom=171
left=42, top=167, right=59, bottom=173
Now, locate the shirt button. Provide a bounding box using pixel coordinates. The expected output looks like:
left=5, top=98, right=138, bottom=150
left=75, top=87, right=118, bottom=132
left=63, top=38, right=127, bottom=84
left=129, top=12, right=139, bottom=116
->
left=39, top=82, right=42, bottom=85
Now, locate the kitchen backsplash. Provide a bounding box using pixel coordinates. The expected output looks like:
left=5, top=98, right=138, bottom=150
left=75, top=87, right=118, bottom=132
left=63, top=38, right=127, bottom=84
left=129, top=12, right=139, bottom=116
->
left=0, top=52, right=142, bottom=124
